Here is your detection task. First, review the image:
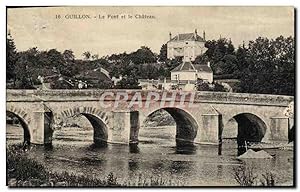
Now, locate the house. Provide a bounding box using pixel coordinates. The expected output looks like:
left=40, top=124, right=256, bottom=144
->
left=75, top=67, right=112, bottom=88
left=167, top=29, right=207, bottom=61
left=171, top=61, right=213, bottom=83
left=138, top=61, right=213, bottom=91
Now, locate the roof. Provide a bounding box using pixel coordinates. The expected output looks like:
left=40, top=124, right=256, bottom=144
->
left=169, top=33, right=205, bottom=42
left=75, top=68, right=112, bottom=81
left=171, top=61, right=212, bottom=73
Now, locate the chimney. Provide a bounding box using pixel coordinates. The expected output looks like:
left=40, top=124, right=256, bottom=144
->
left=207, top=61, right=210, bottom=67
left=194, top=29, right=197, bottom=40
left=169, top=32, right=172, bottom=40
left=203, top=30, right=206, bottom=41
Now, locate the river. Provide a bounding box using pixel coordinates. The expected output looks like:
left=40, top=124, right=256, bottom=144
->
left=6, top=124, right=294, bottom=186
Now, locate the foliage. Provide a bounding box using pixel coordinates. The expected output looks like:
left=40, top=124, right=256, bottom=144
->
left=196, top=79, right=227, bottom=92
left=158, top=44, right=167, bottom=62
left=126, top=173, right=183, bottom=186
left=115, top=76, right=140, bottom=89
left=7, top=33, right=18, bottom=82
left=260, top=172, right=276, bottom=186
left=6, top=33, right=294, bottom=94
left=82, top=51, right=91, bottom=60
left=7, top=145, right=48, bottom=181
left=232, top=166, right=257, bottom=186
left=129, top=46, right=157, bottom=64
left=95, top=79, right=113, bottom=89
left=239, top=36, right=294, bottom=95
left=195, top=36, right=294, bottom=95
left=232, top=165, right=277, bottom=186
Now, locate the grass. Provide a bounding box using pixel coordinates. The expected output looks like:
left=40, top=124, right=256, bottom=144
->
left=7, top=145, right=121, bottom=187
left=232, top=165, right=276, bottom=186
left=126, top=174, right=184, bottom=186
left=7, top=145, right=182, bottom=187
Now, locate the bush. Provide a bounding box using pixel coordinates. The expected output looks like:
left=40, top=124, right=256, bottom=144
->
left=232, top=165, right=277, bottom=186
left=7, top=145, right=48, bottom=181
left=196, top=79, right=228, bottom=92
left=232, top=166, right=257, bottom=186
left=6, top=145, right=121, bottom=187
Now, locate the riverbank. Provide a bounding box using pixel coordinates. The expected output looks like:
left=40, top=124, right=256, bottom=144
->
left=7, top=145, right=183, bottom=187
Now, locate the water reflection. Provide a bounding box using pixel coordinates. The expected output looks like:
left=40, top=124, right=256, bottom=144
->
left=175, top=140, right=197, bottom=155
left=129, top=143, right=140, bottom=154
left=6, top=124, right=294, bottom=186
left=128, top=160, right=139, bottom=171
left=170, top=161, right=193, bottom=175
left=88, top=143, right=108, bottom=150
left=217, top=164, right=223, bottom=177
left=44, top=143, right=53, bottom=151
left=93, top=141, right=108, bottom=148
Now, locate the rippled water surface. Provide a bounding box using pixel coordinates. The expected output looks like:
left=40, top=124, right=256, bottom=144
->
left=7, top=124, right=294, bottom=186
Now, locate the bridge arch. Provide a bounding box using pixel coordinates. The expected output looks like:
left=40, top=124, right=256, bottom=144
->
left=6, top=110, right=31, bottom=144
left=54, top=107, right=110, bottom=145
left=141, top=107, right=198, bottom=145
left=222, top=112, right=267, bottom=154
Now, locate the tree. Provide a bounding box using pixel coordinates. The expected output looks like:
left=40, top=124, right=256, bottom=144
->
left=63, top=50, right=79, bottom=77
left=63, top=49, right=75, bottom=61
left=115, top=76, right=140, bottom=89
left=47, top=49, right=64, bottom=67
left=221, top=54, right=238, bottom=74
left=96, top=79, right=113, bottom=89
left=236, top=44, right=249, bottom=72
left=158, top=65, right=167, bottom=78
left=6, top=32, right=18, bottom=82
left=129, top=46, right=157, bottom=64
left=92, top=54, right=99, bottom=60
left=240, top=36, right=294, bottom=95
left=47, top=49, right=72, bottom=77
left=196, top=79, right=227, bottom=92
left=14, top=52, right=35, bottom=89
left=82, top=51, right=91, bottom=60
left=194, top=54, right=209, bottom=64
left=196, top=38, right=237, bottom=75
left=158, top=44, right=167, bottom=62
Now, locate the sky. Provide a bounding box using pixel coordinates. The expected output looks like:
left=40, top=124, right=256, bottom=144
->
left=7, top=6, right=294, bottom=59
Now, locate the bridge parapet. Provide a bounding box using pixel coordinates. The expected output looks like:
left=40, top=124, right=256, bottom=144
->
left=7, top=89, right=293, bottom=107
left=195, top=92, right=294, bottom=107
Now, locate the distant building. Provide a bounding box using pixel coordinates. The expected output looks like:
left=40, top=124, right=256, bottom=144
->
left=167, top=29, right=207, bottom=61
left=73, top=67, right=112, bottom=88
left=171, top=61, right=213, bottom=83
left=138, top=61, right=213, bottom=91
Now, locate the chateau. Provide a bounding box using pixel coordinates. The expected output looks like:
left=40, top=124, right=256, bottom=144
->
left=167, top=29, right=207, bottom=61
left=139, top=29, right=213, bottom=91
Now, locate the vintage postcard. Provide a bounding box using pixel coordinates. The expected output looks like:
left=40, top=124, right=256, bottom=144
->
left=6, top=6, right=295, bottom=187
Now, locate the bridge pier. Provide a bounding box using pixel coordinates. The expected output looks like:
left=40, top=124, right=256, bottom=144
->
left=265, top=117, right=290, bottom=143
left=195, top=114, right=221, bottom=145
left=109, top=111, right=139, bottom=144
left=31, top=110, right=53, bottom=145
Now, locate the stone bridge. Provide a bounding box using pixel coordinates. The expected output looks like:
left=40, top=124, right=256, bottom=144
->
left=6, top=89, right=294, bottom=147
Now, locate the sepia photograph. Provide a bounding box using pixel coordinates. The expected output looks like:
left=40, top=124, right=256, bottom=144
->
left=5, top=6, right=295, bottom=187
